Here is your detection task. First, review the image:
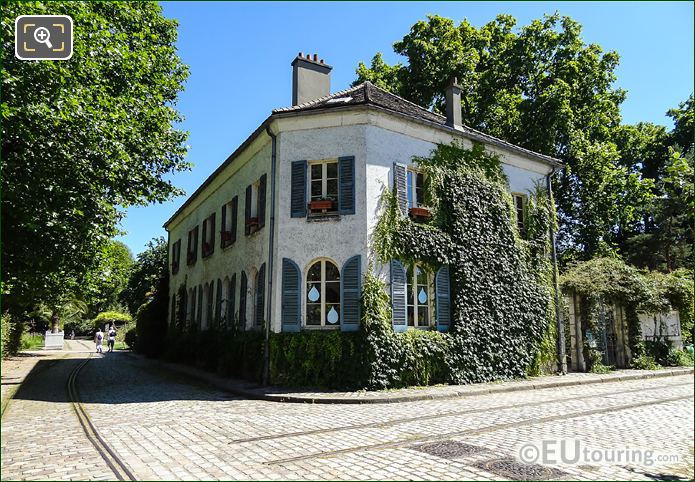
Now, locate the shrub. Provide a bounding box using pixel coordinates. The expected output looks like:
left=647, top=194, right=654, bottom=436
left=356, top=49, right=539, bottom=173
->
left=135, top=274, right=168, bottom=358
left=269, top=331, right=365, bottom=389
left=631, top=355, right=660, bottom=370
left=1, top=313, right=25, bottom=359
left=665, top=348, right=694, bottom=367
left=64, top=318, right=94, bottom=336
left=124, top=327, right=138, bottom=350
left=645, top=338, right=671, bottom=366
left=93, top=311, right=132, bottom=331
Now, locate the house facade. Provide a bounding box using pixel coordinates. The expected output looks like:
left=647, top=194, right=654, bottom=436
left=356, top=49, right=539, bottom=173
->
left=164, top=53, right=561, bottom=336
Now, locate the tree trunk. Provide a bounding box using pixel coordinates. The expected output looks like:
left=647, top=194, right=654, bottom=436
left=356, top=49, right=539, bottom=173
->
left=51, top=311, right=60, bottom=333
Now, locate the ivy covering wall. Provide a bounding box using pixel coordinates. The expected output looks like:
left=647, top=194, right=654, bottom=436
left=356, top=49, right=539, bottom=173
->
left=365, top=142, right=557, bottom=388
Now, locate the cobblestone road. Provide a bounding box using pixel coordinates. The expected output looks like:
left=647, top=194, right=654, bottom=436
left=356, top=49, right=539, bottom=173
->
left=1, top=343, right=693, bottom=481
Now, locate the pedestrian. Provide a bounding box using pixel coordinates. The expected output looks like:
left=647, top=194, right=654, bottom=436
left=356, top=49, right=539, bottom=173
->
left=70, top=330, right=75, bottom=340
left=94, top=328, right=104, bottom=353
left=107, top=326, right=116, bottom=353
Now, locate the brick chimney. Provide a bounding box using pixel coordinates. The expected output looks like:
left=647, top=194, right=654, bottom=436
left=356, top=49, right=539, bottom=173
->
left=445, top=77, right=462, bottom=128
left=292, top=52, right=332, bottom=106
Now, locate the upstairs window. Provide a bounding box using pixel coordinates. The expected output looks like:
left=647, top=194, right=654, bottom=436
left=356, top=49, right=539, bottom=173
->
left=308, top=161, right=338, bottom=215
left=171, top=239, right=181, bottom=274
left=406, top=264, right=432, bottom=328
left=306, top=259, right=341, bottom=327
left=186, top=226, right=198, bottom=265
left=245, top=174, right=266, bottom=235
left=202, top=213, right=215, bottom=258
left=407, top=168, right=425, bottom=209
left=221, top=196, right=238, bottom=248
left=512, top=194, right=526, bottom=233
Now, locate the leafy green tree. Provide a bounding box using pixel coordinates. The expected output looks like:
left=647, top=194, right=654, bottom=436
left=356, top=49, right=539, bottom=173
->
left=1, top=2, right=189, bottom=316
left=120, top=237, right=168, bottom=315
left=354, top=13, right=653, bottom=261
left=616, top=98, right=694, bottom=271
left=83, top=241, right=134, bottom=316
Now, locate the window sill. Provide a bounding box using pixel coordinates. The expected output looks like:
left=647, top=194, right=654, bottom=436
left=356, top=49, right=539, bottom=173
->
left=303, top=325, right=340, bottom=330
left=306, top=213, right=340, bottom=223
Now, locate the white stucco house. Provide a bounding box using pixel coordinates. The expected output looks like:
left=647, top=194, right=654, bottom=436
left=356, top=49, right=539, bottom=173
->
left=164, top=53, right=562, bottom=335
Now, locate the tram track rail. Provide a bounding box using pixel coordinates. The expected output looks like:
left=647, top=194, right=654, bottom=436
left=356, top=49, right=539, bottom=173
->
left=66, top=354, right=137, bottom=481
left=229, top=379, right=693, bottom=445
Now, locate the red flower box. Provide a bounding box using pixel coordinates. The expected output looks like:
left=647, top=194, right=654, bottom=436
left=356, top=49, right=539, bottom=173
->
left=309, top=200, right=336, bottom=211
left=409, top=207, right=432, bottom=219
left=246, top=217, right=259, bottom=227
left=221, top=231, right=233, bottom=243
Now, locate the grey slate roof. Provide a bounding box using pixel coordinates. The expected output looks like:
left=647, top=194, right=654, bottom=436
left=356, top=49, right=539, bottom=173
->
left=165, top=82, right=562, bottom=228
left=274, top=81, right=562, bottom=167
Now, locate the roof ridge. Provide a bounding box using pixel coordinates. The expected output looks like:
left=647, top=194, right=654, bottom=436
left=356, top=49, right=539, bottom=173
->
left=364, top=81, right=446, bottom=120
left=273, top=84, right=364, bottom=113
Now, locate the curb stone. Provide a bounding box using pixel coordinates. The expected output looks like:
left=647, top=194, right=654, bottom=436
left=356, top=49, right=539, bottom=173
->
left=123, top=352, right=694, bottom=404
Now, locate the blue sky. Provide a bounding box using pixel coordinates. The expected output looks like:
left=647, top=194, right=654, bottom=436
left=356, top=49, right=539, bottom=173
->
left=116, top=1, right=694, bottom=256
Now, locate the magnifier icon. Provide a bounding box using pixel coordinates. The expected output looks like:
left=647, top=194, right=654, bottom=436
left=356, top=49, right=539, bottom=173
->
left=33, top=27, right=53, bottom=49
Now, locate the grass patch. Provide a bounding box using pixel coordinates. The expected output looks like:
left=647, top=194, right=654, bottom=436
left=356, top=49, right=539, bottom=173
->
left=20, top=333, right=44, bottom=350
left=114, top=341, right=129, bottom=350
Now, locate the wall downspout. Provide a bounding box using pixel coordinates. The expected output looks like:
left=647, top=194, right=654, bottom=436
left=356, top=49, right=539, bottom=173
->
left=263, top=125, right=277, bottom=385
left=547, top=167, right=567, bottom=374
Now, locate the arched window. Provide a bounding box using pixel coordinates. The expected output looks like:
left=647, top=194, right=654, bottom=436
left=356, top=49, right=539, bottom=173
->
left=306, top=259, right=340, bottom=327
left=221, top=277, right=230, bottom=326
left=407, top=264, right=433, bottom=328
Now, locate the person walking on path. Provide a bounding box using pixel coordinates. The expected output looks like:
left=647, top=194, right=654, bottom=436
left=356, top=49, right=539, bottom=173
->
left=94, top=328, right=104, bottom=353
left=107, top=326, right=116, bottom=353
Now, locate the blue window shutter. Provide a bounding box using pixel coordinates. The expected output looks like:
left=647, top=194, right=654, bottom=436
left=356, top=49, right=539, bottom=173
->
left=228, top=273, right=237, bottom=326
left=338, top=156, right=355, bottom=215
left=281, top=258, right=301, bottom=332
left=291, top=160, right=307, bottom=218
left=390, top=259, right=407, bottom=332
left=255, top=263, right=266, bottom=327
left=239, top=271, right=247, bottom=329
left=341, top=255, right=361, bottom=332
left=215, top=278, right=222, bottom=327
left=196, top=284, right=203, bottom=327
left=436, top=266, right=451, bottom=332
left=258, top=174, right=267, bottom=228
left=244, top=185, right=252, bottom=235
left=393, top=163, right=408, bottom=216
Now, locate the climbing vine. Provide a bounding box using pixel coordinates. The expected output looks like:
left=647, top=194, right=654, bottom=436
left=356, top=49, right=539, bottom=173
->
left=365, top=142, right=556, bottom=387
left=561, top=257, right=693, bottom=370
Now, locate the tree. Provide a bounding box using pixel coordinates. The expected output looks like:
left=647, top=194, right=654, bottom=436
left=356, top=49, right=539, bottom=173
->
left=1, top=2, right=189, bottom=316
left=615, top=97, right=694, bottom=271
left=82, top=241, right=134, bottom=317
left=353, top=13, right=654, bottom=261
left=120, top=237, right=168, bottom=315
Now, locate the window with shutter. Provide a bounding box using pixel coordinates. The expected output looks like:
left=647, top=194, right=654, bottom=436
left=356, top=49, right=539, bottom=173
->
left=171, top=239, right=181, bottom=274
left=281, top=258, right=301, bottom=332
left=512, top=193, right=526, bottom=234
left=341, top=255, right=361, bottom=332
left=393, top=163, right=408, bottom=216
left=338, top=156, right=355, bottom=215
left=170, top=295, right=176, bottom=325
left=215, top=278, right=222, bottom=327
left=390, top=259, right=407, bottom=332
left=258, top=174, right=267, bottom=229
left=187, top=227, right=199, bottom=265
left=196, top=284, right=203, bottom=327
left=228, top=273, right=237, bottom=326
left=436, top=265, right=451, bottom=332
left=239, top=271, right=247, bottom=329
left=202, top=213, right=215, bottom=257
left=255, top=263, right=266, bottom=327
left=291, top=160, right=307, bottom=217
left=306, top=259, right=341, bottom=327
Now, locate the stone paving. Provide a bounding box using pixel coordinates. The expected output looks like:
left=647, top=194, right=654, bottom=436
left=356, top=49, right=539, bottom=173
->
left=1, top=342, right=693, bottom=481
